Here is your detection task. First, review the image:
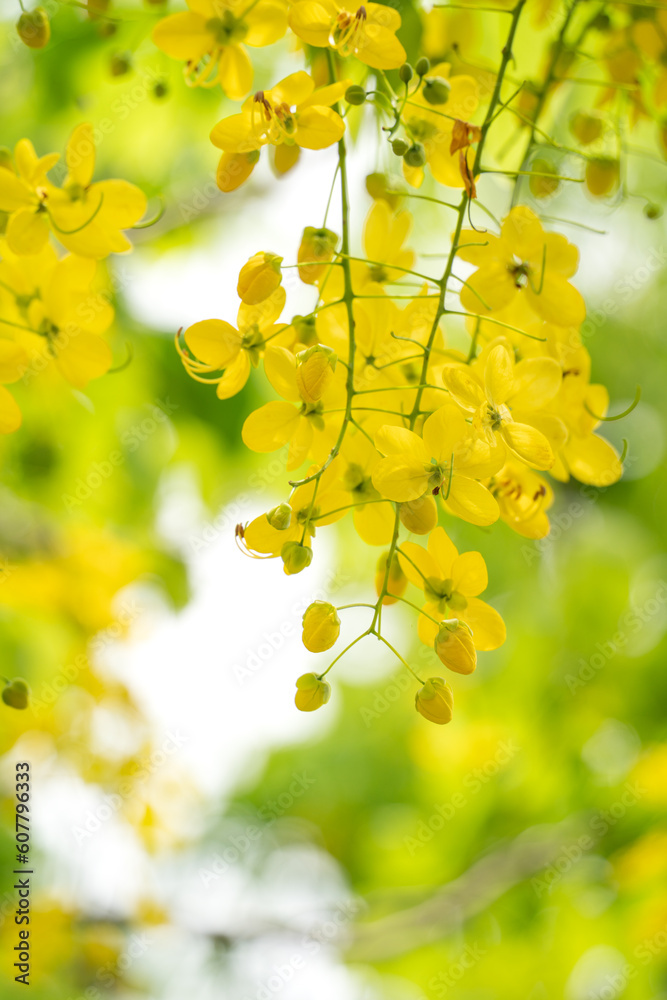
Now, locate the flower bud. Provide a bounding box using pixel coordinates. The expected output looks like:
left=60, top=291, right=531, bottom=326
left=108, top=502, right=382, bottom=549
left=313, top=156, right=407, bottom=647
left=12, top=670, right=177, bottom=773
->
left=585, top=157, right=620, bottom=198
left=291, top=313, right=318, bottom=345
left=434, top=619, right=476, bottom=675
left=375, top=551, right=407, bottom=605
left=281, top=541, right=313, bottom=575
left=399, top=63, right=414, bottom=83
left=110, top=52, right=132, bottom=77
left=422, top=76, right=451, bottom=105
left=365, top=172, right=399, bottom=209
left=345, top=85, right=367, bottom=106
left=153, top=80, right=169, bottom=99
left=297, top=227, right=338, bottom=284
left=17, top=7, right=50, bottom=48
left=399, top=495, right=438, bottom=534
left=415, top=57, right=430, bottom=77
left=415, top=677, right=453, bottom=725
left=570, top=111, right=603, bottom=146
left=644, top=202, right=662, bottom=220
left=2, top=678, right=29, bottom=710
left=391, top=138, right=409, bottom=157
left=302, top=601, right=340, bottom=652
left=294, top=672, right=331, bottom=712
left=237, top=252, right=283, bottom=305
left=529, top=158, right=560, bottom=199
left=295, top=344, right=337, bottom=404
left=266, top=502, right=291, bottom=530
left=403, top=143, right=426, bottom=168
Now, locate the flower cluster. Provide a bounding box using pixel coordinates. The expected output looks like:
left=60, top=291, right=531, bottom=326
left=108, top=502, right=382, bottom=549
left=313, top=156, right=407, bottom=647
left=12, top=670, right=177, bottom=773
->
left=0, top=124, right=146, bottom=435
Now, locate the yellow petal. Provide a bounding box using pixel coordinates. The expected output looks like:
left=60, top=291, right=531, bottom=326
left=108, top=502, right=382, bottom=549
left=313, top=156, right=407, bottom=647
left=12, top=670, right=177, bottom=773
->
left=417, top=602, right=440, bottom=646
left=152, top=11, right=211, bottom=60
left=460, top=597, right=506, bottom=650
left=511, top=356, right=561, bottom=409
left=398, top=540, right=439, bottom=587
left=501, top=421, right=553, bottom=469
left=445, top=474, right=499, bottom=526
left=355, top=23, right=406, bottom=70
left=440, top=365, right=485, bottom=412
left=272, top=144, right=300, bottom=175
left=242, top=400, right=300, bottom=451
left=210, top=113, right=258, bottom=154
left=219, top=44, right=253, bottom=101
left=451, top=551, right=487, bottom=597
left=185, top=319, right=241, bottom=368
left=427, top=526, right=457, bottom=578
left=287, top=416, right=314, bottom=469
left=295, top=107, right=345, bottom=150
left=0, top=385, right=21, bottom=434
left=264, top=346, right=300, bottom=401
left=216, top=151, right=258, bottom=192
left=245, top=0, right=288, bottom=45
left=525, top=272, right=586, bottom=326
left=216, top=349, right=251, bottom=398
left=564, top=433, right=623, bottom=487
left=372, top=455, right=429, bottom=502
left=353, top=499, right=395, bottom=545
left=0, top=172, right=34, bottom=212
left=55, top=331, right=112, bottom=387
left=287, top=2, right=331, bottom=47
left=6, top=208, right=50, bottom=255
left=66, top=123, right=96, bottom=188
left=271, top=70, right=315, bottom=107
left=422, top=403, right=468, bottom=461
left=374, top=424, right=426, bottom=459
left=485, top=344, right=514, bottom=407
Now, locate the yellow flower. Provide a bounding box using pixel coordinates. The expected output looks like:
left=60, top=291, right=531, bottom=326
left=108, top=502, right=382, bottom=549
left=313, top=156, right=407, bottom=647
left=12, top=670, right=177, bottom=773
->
left=289, top=1, right=406, bottom=70
left=400, top=63, right=479, bottom=189
left=551, top=360, right=623, bottom=487
left=415, top=676, right=454, bottom=724
left=20, top=254, right=114, bottom=388
left=298, top=226, right=338, bottom=284
left=372, top=403, right=500, bottom=526
left=179, top=286, right=286, bottom=399
left=399, top=525, right=506, bottom=651
left=302, top=601, right=340, bottom=652
left=339, top=426, right=395, bottom=545
left=210, top=72, right=348, bottom=192
left=152, top=0, right=288, bottom=100
left=242, top=343, right=344, bottom=470
left=294, top=672, right=331, bottom=712
left=442, top=343, right=561, bottom=470
left=237, top=251, right=283, bottom=304
left=240, top=463, right=349, bottom=561
left=456, top=206, right=586, bottom=326
left=488, top=461, right=553, bottom=539
left=0, top=126, right=146, bottom=258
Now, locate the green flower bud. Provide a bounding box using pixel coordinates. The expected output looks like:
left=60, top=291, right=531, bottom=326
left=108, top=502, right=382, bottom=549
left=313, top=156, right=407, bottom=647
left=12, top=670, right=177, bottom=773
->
left=403, top=143, right=426, bottom=168
left=399, top=62, right=414, bottom=83
left=291, top=313, right=318, bottom=345
left=422, top=76, right=451, bottom=106
left=153, top=80, right=169, bottom=99
left=2, top=678, right=29, bottom=710
left=302, top=601, right=340, bottom=652
left=529, top=158, right=560, bottom=199
left=295, top=344, right=337, bottom=404
left=644, top=202, right=662, bottom=220
left=294, top=672, right=331, bottom=712
left=399, top=496, right=438, bottom=535
left=585, top=156, right=620, bottom=198
left=415, top=57, right=430, bottom=77
left=415, top=677, right=453, bottom=725
left=365, top=172, right=399, bottom=209
left=570, top=111, right=603, bottom=146
left=17, top=7, right=50, bottom=49
left=345, top=85, right=367, bottom=106
left=434, top=619, right=476, bottom=675
left=281, top=541, right=313, bottom=575
left=110, top=52, right=132, bottom=77
left=266, top=502, right=291, bottom=530
left=391, top=138, right=409, bottom=157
